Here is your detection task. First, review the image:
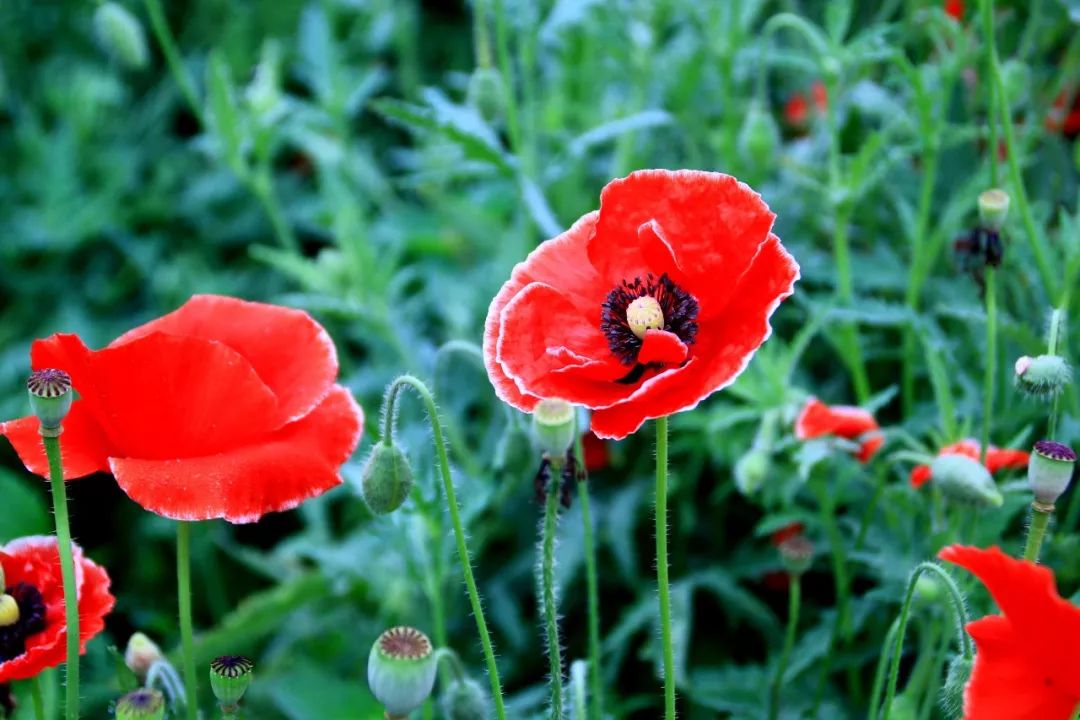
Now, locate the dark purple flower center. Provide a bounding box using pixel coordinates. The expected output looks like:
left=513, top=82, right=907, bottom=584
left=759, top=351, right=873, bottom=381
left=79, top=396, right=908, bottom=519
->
left=0, top=583, right=46, bottom=662
left=1035, top=440, right=1077, bottom=462
left=211, top=655, right=254, bottom=678
left=600, top=273, right=699, bottom=368
left=26, top=369, right=72, bottom=399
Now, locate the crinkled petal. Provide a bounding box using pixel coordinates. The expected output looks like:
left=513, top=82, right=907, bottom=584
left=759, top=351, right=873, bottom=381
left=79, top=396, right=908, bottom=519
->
left=637, top=330, right=688, bottom=365
left=857, top=433, right=884, bottom=463
left=109, top=385, right=363, bottom=523
left=111, top=295, right=338, bottom=426
left=795, top=397, right=878, bottom=441
left=986, top=448, right=1030, bottom=474
left=0, top=401, right=112, bottom=480
left=591, top=234, right=798, bottom=439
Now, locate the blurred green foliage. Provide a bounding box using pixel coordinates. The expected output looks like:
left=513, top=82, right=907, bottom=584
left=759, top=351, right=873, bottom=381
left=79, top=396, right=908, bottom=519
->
left=2, top=0, right=1080, bottom=717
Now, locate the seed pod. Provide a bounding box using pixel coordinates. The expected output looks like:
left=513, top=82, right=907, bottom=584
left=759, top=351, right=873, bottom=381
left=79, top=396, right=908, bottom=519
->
left=939, top=655, right=973, bottom=720
left=734, top=447, right=770, bottom=495
left=115, top=688, right=165, bottom=720
left=1015, top=354, right=1072, bottom=399
left=209, top=655, right=254, bottom=708
left=27, top=369, right=73, bottom=432
left=93, top=3, right=149, bottom=70
left=466, top=67, right=505, bottom=124
left=1028, top=440, right=1077, bottom=506
left=978, top=188, right=1010, bottom=230
left=368, top=627, right=438, bottom=718
left=361, top=442, right=414, bottom=515
left=931, top=454, right=1003, bottom=508
left=531, top=399, right=576, bottom=458
left=777, top=534, right=813, bottom=576
left=440, top=677, right=490, bottom=720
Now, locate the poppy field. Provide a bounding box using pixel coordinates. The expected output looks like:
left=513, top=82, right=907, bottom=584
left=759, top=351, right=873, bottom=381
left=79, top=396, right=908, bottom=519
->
left=2, top=0, right=1080, bottom=718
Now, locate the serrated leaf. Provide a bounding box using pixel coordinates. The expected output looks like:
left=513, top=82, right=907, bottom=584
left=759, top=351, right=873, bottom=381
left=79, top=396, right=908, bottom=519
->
left=568, top=110, right=674, bottom=157
left=372, top=96, right=511, bottom=171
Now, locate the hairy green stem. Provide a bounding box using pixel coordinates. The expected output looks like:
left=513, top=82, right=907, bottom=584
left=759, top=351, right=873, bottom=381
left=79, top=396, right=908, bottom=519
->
left=867, top=618, right=900, bottom=720
left=540, top=474, right=565, bottom=718
left=381, top=376, right=507, bottom=720
left=1023, top=503, right=1053, bottom=562
left=769, top=575, right=801, bottom=720
left=576, top=463, right=604, bottom=718
left=177, top=522, right=198, bottom=720
left=42, top=434, right=80, bottom=720
left=655, top=416, right=676, bottom=720
left=980, top=268, right=997, bottom=465
left=810, top=478, right=853, bottom=713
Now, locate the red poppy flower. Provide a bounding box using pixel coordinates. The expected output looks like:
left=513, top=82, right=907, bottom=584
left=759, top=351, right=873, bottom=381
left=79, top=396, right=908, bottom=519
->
left=909, top=440, right=1028, bottom=488
left=1047, top=90, right=1080, bottom=136
left=770, top=522, right=805, bottom=547
left=945, top=0, right=965, bottom=20
left=0, top=295, right=364, bottom=523
left=811, top=81, right=828, bottom=113
left=0, top=536, right=114, bottom=682
left=483, top=170, right=799, bottom=440
left=794, top=397, right=883, bottom=463
left=785, top=93, right=809, bottom=127
left=581, top=431, right=610, bottom=472
left=939, top=544, right=1080, bottom=719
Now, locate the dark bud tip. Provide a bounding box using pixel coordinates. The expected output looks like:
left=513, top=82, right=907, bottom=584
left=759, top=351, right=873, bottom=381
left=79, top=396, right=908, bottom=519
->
left=210, top=655, right=254, bottom=706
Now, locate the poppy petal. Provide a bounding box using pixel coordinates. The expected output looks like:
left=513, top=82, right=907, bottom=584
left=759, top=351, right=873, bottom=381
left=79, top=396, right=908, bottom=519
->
left=857, top=433, right=884, bottom=463
left=588, top=170, right=776, bottom=318
left=590, top=233, right=798, bottom=438
left=910, top=465, right=932, bottom=488
left=484, top=212, right=604, bottom=412
left=0, top=401, right=113, bottom=480
left=108, top=385, right=363, bottom=523
left=794, top=397, right=878, bottom=441
left=110, top=295, right=338, bottom=425
left=986, top=448, right=1030, bottom=474
left=637, top=330, right=688, bottom=365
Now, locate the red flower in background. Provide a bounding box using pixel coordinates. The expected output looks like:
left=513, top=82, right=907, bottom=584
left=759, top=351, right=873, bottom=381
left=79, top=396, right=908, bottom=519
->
left=940, top=545, right=1080, bottom=719
left=945, top=0, right=965, bottom=21
left=1047, top=89, right=1080, bottom=137
left=581, top=431, right=610, bottom=472
left=483, top=170, right=799, bottom=439
left=0, top=536, right=114, bottom=682
left=794, top=397, right=883, bottom=463
left=0, top=295, right=364, bottom=523
left=770, top=522, right=805, bottom=546
left=785, top=83, right=828, bottom=129
left=909, top=439, right=1028, bottom=488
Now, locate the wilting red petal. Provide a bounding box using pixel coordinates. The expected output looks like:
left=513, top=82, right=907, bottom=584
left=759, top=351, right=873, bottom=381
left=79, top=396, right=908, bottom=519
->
left=0, top=401, right=113, bottom=480
left=986, top=448, right=1029, bottom=474
left=770, top=522, right=804, bottom=546
left=587, top=170, right=776, bottom=319
left=591, top=234, right=798, bottom=438
left=910, top=465, right=932, bottom=488
left=111, top=295, right=338, bottom=425
left=637, top=330, right=688, bottom=365
left=857, top=433, right=884, bottom=463
left=109, top=385, right=363, bottom=523
left=484, top=212, right=604, bottom=412
left=795, top=398, right=878, bottom=441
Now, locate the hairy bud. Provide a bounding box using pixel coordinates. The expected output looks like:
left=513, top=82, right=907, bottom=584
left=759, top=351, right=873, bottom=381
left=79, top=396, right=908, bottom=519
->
left=361, top=442, right=414, bottom=515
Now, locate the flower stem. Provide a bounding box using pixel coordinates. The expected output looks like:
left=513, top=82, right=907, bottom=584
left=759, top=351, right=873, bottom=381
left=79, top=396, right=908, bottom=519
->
left=1047, top=306, right=1067, bottom=440
left=540, top=472, right=565, bottom=719
left=141, top=0, right=204, bottom=124
left=42, top=434, right=80, bottom=720
left=654, top=416, right=676, bottom=720
left=574, top=432, right=604, bottom=720
left=177, top=522, right=198, bottom=720
left=867, top=617, right=900, bottom=720
left=881, top=562, right=973, bottom=720
left=768, top=575, right=801, bottom=720
left=381, top=376, right=507, bottom=720
left=31, top=674, right=45, bottom=720
left=810, top=477, right=852, bottom=712
left=1023, top=503, right=1053, bottom=562
left=980, top=267, right=997, bottom=466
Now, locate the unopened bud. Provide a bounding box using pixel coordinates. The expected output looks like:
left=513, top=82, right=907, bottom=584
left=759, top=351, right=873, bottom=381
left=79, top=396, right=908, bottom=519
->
left=978, top=188, right=1010, bottom=230
left=914, top=574, right=943, bottom=604
left=360, top=442, right=414, bottom=515
left=777, top=535, right=813, bottom=576
left=115, top=688, right=165, bottom=720
left=246, top=40, right=283, bottom=119
left=210, top=655, right=254, bottom=709
left=738, top=101, right=780, bottom=165
left=93, top=3, right=149, bottom=70
left=1028, top=440, right=1076, bottom=506
left=531, top=399, right=576, bottom=458
left=368, top=627, right=437, bottom=719
left=466, top=67, right=505, bottom=124
left=27, top=369, right=73, bottom=433
left=734, top=447, right=771, bottom=495
left=1015, top=354, right=1072, bottom=398
left=440, top=677, right=489, bottom=720
left=931, top=454, right=1003, bottom=508
left=939, top=655, right=973, bottom=720
left=124, top=632, right=163, bottom=680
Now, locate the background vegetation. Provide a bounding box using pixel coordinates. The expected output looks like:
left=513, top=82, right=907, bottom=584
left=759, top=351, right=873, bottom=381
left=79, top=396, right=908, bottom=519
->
left=2, top=0, right=1079, bottom=717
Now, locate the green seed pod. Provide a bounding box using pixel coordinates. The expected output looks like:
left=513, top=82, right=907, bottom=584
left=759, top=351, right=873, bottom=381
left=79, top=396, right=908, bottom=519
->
left=115, top=688, right=165, bottom=720
left=531, top=399, right=576, bottom=458
left=368, top=627, right=438, bottom=719
left=887, top=693, right=918, bottom=720
left=27, top=369, right=73, bottom=433
left=1015, top=354, right=1072, bottom=399
left=209, top=655, right=254, bottom=708
left=931, top=454, right=1003, bottom=508
left=939, top=654, right=973, bottom=720
left=440, top=677, right=490, bottom=720
left=93, top=3, right=149, bottom=70
left=124, top=632, right=163, bottom=681
left=978, top=188, right=1010, bottom=231
left=777, top=534, right=813, bottom=576
left=361, top=442, right=414, bottom=515
left=738, top=100, right=780, bottom=165
left=466, top=67, right=505, bottom=124
left=1028, top=440, right=1076, bottom=506
left=734, top=447, right=770, bottom=496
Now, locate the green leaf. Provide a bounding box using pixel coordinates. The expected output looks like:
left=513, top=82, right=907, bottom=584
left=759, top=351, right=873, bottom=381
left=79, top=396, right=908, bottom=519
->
left=0, top=467, right=49, bottom=542
left=371, top=96, right=511, bottom=171
left=205, top=50, right=245, bottom=173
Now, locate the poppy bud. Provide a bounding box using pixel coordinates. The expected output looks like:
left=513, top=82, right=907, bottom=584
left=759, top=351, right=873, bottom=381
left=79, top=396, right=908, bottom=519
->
left=115, top=688, right=166, bottom=720
left=27, top=369, right=73, bottom=434
left=466, top=67, right=505, bottom=124
left=939, top=655, right=973, bottom=720
left=738, top=101, right=780, bottom=165
left=977, top=188, right=1010, bottom=231
left=734, top=447, right=770, bottom=495
left=210, top=655, right=254, bottom=710
left=931, top=454, right=1003, bottom=508
left=886, top=694, right=918, bottom=720
left=0, top=595, right=19, bottom=627
left=777, top=534, right=813, bottom=576
left=1014, top=354, right=1071, bottom=398
left=531, top=399, right=576, bottom=458
left=1028, top=440, right=1077, bottom=506
left=440, top=677, right=490, bottom=720
left=361, top=442, right=414, bottom=515
left=368, top=627, right=438, bottom=719
left=914, top=573, right=942, bottom=604
left=245, top=40, right=283, bottom=120
left=93, top=2, right=149, bottom=70
left=124, top=632, right=163, bottom=680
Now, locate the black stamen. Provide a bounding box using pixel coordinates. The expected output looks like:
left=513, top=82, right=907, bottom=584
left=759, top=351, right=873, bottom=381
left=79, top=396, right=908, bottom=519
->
left=0, top=583, right=46, bottom=663
left=600, top=273, right=699, bottom=366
